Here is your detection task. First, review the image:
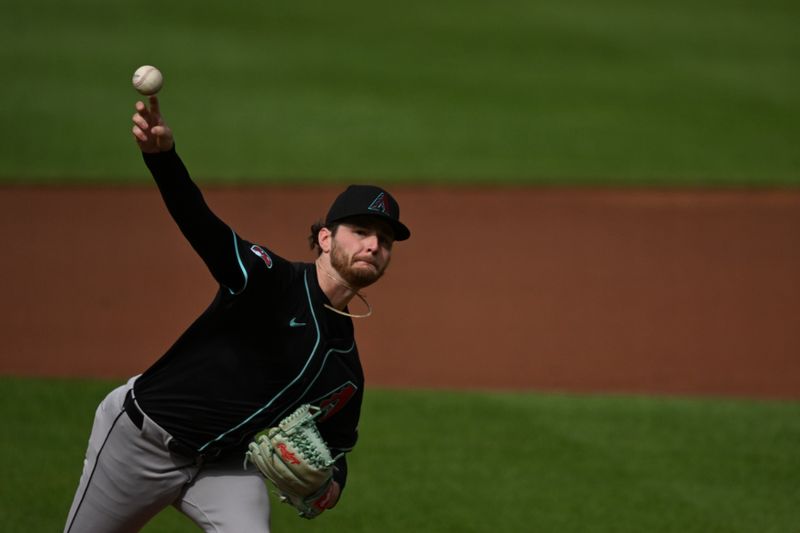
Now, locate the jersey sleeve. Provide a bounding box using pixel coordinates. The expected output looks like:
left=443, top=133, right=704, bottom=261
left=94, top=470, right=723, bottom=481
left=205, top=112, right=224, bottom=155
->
left=331, top=455, right=349, bottom=491
left=143, top=148, right=273, bottom=294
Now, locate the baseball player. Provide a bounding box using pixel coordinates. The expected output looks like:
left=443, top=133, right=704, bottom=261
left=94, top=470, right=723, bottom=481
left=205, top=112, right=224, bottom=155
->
left=63, top=95, right=410, bottom=532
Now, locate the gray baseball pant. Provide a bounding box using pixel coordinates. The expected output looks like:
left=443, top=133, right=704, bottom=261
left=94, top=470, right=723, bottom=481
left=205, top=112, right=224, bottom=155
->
left=63, top=377, right=271, bottom=532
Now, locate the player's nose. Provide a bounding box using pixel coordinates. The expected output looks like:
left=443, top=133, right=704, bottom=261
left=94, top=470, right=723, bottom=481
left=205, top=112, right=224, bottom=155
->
left=363, top=234, right=379, bottom=252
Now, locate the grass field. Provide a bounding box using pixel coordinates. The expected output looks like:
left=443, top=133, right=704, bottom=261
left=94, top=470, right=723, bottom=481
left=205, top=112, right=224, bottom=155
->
left=2, top=0, right=799, bottom=185
left=1, top=377, right=798, bottom=532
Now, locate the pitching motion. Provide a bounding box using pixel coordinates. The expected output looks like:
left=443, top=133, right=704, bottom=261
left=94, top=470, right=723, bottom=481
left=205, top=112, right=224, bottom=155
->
left=62, top=67, right=411, bottom=533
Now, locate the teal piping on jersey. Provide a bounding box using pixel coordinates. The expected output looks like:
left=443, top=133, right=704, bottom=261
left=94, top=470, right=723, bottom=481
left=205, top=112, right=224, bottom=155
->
left=228, top=229, right=248, bottom=296
left=292, top=343, right=355, bottom=410
left=199, top=268, right=322, bottom=452
left=268, top=342, right=355, bottom=428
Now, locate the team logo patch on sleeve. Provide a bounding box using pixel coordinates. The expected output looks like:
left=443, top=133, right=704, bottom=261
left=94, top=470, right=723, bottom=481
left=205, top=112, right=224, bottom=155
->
left=250, top=245, right=273, bottom=268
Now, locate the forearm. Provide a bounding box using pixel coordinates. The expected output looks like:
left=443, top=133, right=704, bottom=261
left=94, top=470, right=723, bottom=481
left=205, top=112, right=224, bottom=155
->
left=144, top=147, right=209, bottom=232
left=143, top=148, right=246, bottom=291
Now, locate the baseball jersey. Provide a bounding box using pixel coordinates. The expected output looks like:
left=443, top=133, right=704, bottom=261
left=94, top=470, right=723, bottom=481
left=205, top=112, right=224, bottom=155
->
left=133, top=148, right=363, bottom=487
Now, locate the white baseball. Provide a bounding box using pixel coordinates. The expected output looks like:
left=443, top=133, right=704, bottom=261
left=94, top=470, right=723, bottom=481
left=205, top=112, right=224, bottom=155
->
left=132, top=65, right=164, bottom=95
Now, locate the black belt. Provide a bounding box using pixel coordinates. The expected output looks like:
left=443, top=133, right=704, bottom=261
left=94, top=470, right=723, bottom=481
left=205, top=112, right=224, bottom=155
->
left=123, top=389, right=220, bottom=463
left=123, top=389, right=144, bottom=430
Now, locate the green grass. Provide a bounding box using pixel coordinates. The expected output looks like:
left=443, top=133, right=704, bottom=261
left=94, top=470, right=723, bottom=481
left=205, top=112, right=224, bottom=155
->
left=1, top=377, right=798, bottom=532
left=1, top=0, right=799, bottom=185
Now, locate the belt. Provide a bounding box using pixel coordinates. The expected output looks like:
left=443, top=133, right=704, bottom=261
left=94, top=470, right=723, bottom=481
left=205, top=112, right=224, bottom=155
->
left=123, top=389, right=221, bottom=463
left=123, top=389, right=144, bottom=430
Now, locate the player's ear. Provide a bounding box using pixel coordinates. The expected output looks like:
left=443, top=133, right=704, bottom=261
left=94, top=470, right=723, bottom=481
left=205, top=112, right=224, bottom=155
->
left=318, top=227, right=333, bottom=254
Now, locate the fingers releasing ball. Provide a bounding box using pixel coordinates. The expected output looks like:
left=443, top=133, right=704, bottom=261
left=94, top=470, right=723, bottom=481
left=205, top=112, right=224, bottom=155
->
left=132, top=65, right=163, bottom=95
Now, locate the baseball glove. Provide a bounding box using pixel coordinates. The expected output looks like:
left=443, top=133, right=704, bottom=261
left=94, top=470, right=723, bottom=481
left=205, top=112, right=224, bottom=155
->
left=245, top=404, right=340, bottom=519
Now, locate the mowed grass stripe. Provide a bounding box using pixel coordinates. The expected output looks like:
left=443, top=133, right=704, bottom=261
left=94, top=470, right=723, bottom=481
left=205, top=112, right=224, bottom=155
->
left=1, top=377, right=798, bottom=532
left=1, top=0, right=798, bottom=184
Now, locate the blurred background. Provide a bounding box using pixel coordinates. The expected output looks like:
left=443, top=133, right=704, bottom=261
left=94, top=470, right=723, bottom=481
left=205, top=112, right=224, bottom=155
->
left=2, top=0, right=798, bottom=185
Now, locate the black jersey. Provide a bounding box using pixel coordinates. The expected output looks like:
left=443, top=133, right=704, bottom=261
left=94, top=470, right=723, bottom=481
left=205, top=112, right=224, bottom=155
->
left=132, top=149, right=363, bottom=486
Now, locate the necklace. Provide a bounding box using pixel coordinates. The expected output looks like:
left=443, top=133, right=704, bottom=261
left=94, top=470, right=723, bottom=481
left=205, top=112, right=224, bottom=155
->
left=317, top=261, right=374, bottom=319
left=324, top=293, right=373, bottom=318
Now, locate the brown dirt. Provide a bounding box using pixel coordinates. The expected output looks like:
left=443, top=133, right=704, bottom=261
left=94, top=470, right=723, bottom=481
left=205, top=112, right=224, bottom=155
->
left=2, top=186, right=798, bottom=400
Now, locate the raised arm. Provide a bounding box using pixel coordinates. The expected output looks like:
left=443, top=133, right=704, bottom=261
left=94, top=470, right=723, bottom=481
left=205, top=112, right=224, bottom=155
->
left=131, top=97, right=248, bottom=294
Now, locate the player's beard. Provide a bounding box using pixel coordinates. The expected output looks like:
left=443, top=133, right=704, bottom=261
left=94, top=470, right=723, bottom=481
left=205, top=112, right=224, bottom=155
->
left=330, top=240, right=389, bottom=289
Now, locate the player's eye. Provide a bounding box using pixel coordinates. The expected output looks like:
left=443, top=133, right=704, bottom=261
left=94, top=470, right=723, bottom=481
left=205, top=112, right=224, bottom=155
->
left=379, top=235, right=394, bottom=249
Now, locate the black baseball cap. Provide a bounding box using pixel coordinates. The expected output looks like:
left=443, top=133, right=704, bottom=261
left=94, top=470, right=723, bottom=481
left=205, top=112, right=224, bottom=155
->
left=326, top=185, right=411, bottom=241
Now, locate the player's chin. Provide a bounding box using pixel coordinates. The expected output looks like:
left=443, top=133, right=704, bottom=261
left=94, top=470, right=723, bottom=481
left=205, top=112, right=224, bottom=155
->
left=352, top=259, right=379, bottom=272
left=346, top=263, right=385, bottom=288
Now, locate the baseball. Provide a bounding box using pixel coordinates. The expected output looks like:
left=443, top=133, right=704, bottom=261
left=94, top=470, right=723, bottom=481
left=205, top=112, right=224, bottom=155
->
left=132, top=65, right=163, bottom=95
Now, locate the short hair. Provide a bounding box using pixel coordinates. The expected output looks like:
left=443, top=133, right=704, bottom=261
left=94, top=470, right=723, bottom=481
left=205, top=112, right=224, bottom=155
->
left=308, top=221, right=340, bottom=256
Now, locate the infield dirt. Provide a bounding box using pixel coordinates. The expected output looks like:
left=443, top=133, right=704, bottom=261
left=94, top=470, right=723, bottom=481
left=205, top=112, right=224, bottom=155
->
left=2, top=186, right=798, bottom=399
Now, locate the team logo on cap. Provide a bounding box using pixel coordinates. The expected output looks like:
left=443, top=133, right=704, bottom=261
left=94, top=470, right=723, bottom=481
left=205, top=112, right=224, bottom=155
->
left=368, top=192, right=390, bottom=216
left=250, top=245, right=273, bottom=269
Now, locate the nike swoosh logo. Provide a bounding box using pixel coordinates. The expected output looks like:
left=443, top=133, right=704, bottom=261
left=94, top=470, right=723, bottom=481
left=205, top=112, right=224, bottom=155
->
left=289, top=317, right=307, bottom=327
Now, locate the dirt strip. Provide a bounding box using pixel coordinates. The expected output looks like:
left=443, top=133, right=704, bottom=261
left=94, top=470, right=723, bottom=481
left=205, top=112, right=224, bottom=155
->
left=1, top=186, right=798, bottom=399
